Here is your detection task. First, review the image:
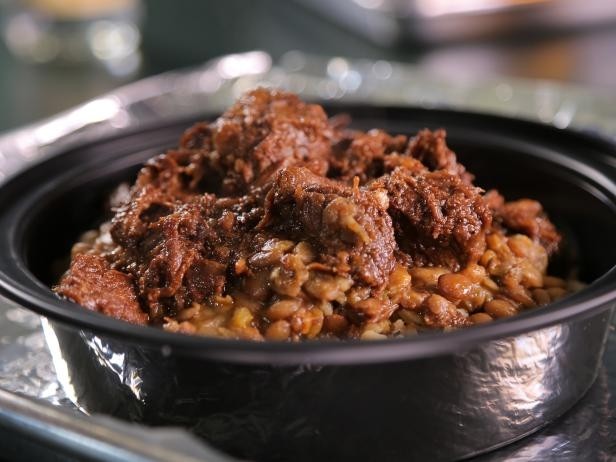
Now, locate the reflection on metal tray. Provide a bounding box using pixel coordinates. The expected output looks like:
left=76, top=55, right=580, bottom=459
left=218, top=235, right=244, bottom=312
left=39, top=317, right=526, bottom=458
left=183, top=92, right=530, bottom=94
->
left=0, top=51, right=615, bottom=461
left=297, top=0, right=616, bottom=44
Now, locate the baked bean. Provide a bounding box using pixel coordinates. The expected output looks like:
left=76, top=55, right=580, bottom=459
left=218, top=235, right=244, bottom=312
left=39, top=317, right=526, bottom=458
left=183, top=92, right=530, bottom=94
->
left=410, top=267, right=449, bottom=289
left=360, top=330, right=387, bottom=340
left=481, top=277, right=499, bottom=292
left=353, top=297, right=385, bottom=318
left=484, top=299, right=517, bottom=318
left=230, top=307, right=254, bottom=329
left=438, top=273, right=473, bottom=302
left=391, top=319, right=405, bottom=334
left=480, top=249, right=498, bottom=269
left=389, top=265, right=412, bottom=296
left=323, top=314, right=349, bottom=335
left=424, top=294, right=457, bottom=317
left=469, top=312, right=493, bottom=324
left=293, top=241, right=315, bottom=264
left=267, top=299, right=301, bottom=321
left=266, top=320, right=291, bottom=340
left=398, top=309, right=424, bottom=325
left=547, top=287, right=567, bottom=300
left=242, top=270, right=271, bottom=301
left=532, top=288, right=551, bottom=306
left=319, top=301, right=334, bottom=316
left=304, top=308, right=325, bottom=338
left=544, top=276, right=566, bottom=288
left=519, top=261, right=543, bottom=288
left=303, top=273, right=353, bottom=302
left=363, top=320, right=390, bottom=335
left=270, top=254, right=309, bottom=297
left=399, top=290, right=428, bottom=310
left=507, top=234, right=534, bottom=258
left=176, top=304, right=201, bottom=321
left=248, top=239, right=295, bottom=267
left=461, top=264, right=486, bottom=283
left=567, top=280, right=586, bottom=291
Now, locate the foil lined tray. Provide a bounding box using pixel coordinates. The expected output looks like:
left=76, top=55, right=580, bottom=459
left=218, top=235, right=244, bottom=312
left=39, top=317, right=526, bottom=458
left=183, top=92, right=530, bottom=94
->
left=0, top=51, right=615, bottom=461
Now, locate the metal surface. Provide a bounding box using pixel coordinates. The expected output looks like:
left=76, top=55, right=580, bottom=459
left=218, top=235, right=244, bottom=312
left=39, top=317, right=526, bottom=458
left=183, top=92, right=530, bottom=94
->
left=297, top=0, right=616, bottom=44
left=0, top=294, right=615, bottom=460
left=0, top=386, right=232, bottom=462
left=39, top=308, right=613, bottom=461
left=0, top=52, right=615, bottom=460
left=2, top=50, right=616, bottom=184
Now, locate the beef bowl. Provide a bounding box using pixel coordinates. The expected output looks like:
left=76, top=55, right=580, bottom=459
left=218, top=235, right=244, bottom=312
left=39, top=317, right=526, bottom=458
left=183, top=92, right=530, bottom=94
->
left=0, top=102, right=615, bottom=462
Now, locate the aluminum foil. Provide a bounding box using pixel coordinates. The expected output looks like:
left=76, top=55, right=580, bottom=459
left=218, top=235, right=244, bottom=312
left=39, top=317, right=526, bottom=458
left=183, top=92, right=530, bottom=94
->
left=0, top=51, right=616, bottom=460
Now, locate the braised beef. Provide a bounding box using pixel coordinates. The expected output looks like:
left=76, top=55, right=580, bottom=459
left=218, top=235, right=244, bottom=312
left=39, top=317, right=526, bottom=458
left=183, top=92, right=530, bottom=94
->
left=55, top=88, right=571, bottom=340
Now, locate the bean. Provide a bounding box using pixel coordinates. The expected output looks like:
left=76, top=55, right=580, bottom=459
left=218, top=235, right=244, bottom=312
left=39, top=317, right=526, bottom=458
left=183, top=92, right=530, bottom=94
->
left=480, top=249, right=498, bottom=268
left=547, top=287, right=567, bottom=300
left=544, top=276, right=566, bottom=288
left=303, top=273, right=353, bottom=302
left=410, top=267, right=449, bottom=289
left=176, top=304, right=201, bottom=321
left=484, top=299, right=517, bottom=318
left=461, top=264, right=486, bottom=283
left=398, top=309, right=424, bottom=325
left=323, top=314, right=349, bottom=335
left=438, top=273, right=473, bottom=303
left=532, top=288, right=551, bottom=306
left=270, top=254, right=309, bottom=297
left=399, top=290, right=428, bottom=310
left=361, top=330, right=387, bottom=340
left=267, top=299, right=301, bottom=321
left=230, top=307, right=253, bottom=329
left=507, top=234, right=534, bottom=258
left=304, top=308, right=324, bottom=338
left=424, top=294, right=456, bottom=317
left=266, top=320, right=291, bottom=340
left=293, top=241, right=315, bottom=264
left=469, top=313, right=493, bottom=324
left=389, top=265, right=412, bottom=293
left=481, top=277, right=499, bottom=292
left=519, top=261, right=543, bottom=288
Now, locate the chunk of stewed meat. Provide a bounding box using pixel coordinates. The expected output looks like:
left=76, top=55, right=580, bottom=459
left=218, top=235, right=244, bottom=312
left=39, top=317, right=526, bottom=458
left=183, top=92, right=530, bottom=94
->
left=57, top=253, right=148, bottom=325
left=376, top=168, right=492, bottom=271
left=261, top=166, right=396, bottom=287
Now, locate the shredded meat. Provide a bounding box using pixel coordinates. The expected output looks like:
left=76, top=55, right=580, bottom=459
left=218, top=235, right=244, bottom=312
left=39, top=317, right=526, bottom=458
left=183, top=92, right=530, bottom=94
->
left=57, top=254, right=148, bottom=325
left=376, top=168, right=491, bottom=271
left=55, top=88, right=573, bottom=341
left=407, top=129, right=473, bottom=183
left=329, top=129, right=408, bottom=183
left=485, top=190, right=561, bottom=255
left=261, top=166, right=396, bottom=287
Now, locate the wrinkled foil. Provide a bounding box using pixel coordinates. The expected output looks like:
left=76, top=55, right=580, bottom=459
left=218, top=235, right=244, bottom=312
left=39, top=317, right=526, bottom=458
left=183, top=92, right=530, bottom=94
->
left=0, top=52, right=615, bottom=460
left=1, top=300, right=616, bottom=460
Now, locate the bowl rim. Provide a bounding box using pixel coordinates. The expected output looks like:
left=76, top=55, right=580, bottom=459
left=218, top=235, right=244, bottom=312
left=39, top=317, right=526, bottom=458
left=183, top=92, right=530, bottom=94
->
left=0, top=105, right=615, bottom=366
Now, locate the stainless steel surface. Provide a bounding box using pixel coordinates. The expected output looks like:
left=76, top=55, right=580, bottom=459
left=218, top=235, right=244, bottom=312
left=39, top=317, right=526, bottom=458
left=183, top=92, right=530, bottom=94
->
left=1, top=300, right=615, bottom=460
left=298, top=0, right=616, bottom=44
left=0, top=51, right=615, bottom=460
left=2, top=50, right=616, bottom=183
left=0, top=387, right=232, bottom=462
left=41, top=307, right=614, bottom=461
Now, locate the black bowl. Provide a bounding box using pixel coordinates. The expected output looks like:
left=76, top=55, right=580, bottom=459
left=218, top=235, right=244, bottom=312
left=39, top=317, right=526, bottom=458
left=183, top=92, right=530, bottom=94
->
left=0, top=106, right=615, bottom=462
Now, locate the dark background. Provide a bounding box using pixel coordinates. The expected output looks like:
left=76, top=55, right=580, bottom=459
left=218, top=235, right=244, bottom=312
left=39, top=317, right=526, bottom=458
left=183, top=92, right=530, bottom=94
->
left=0, top=1, right=615, bottom=131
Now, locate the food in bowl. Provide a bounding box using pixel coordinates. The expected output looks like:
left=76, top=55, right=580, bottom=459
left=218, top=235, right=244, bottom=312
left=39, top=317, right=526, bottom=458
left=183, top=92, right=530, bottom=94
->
left=54, top=88, right=581, bottom=340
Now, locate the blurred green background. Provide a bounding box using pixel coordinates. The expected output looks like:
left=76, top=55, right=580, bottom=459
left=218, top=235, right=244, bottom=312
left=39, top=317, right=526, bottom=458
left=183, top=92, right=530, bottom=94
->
left=1, top=0, right=615, bottom=133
